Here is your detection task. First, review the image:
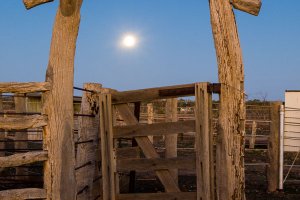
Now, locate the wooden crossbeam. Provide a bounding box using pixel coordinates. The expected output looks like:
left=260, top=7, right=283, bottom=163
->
left=113, top=120, right=195, bottom=138
left=117, top=158, right=196, bottom=171
left=115, top=104, right=180, bottom=192
left=0, top=115, right=47, bottom=130
left=23, top=0, right=54, bottom=9
left=0, top=188, right=46, bottom=200
left=0, top=82, right=50, bottom=93
left=232, top=0, right=262, bottom=16
left=0, top=151, right=48, bottom=168
left=117, top=192, right=196, bottom=200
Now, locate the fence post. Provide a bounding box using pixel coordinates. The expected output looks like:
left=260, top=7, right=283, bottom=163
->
left=195, top=83, right=214, bottom=200
left=267, top=101, right=281, bottom=192
left=165, top=98, right=178, bottom=185
left=147, top=103, right=154, bottom=143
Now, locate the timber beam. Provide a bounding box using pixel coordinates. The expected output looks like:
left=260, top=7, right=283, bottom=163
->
left=231, top=0, right=262, bottom=16
left=23, top=0, right=54, bottom=10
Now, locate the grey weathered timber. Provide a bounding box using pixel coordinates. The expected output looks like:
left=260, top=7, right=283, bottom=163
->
left=209, top=0, right=246, bottom=199
left=0, top=188, right=46, bottom=200
left=195, top=83, right=214, bottom=200
left=112, top=83, right=195, bottom=104
left=99, top=93, right=116, bottom=200
left=165, top=98, right=178, bottom=185
left=14, top=94, right=28, bottom=179
left=42, top=1, right=82, bottom=199
left=117, top=192, right=196, bottom=200
left=117, top=157, right=196, bottom=171
left=232, top=0, right=262, bottom=16
left=23, top=0, right=54, bottom=9
left=147, top=103, right=154, bottom=143
left=267, top=102, right=281, bottom=192
left=0, top=115, right=47, bottom=130
left=116, top=104, right=180, bottom=192
left=116, top=147, right=140, bottom=159
left=76, top=83, right=102, bottom=200
left=113, top=120, right=195, bottom=138
left=0, top=82, right=50, bottom=93
left=0, top=151, right=47, bottom=168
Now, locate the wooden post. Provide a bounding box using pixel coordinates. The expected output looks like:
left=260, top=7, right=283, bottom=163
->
left=42, top=1, right=83, bottom=199
left=99, top=93, right=116, bottom=200
left=209, top=0, right=246, bottom=199
left=147, top=103, right=154, bottom=143
left=75, top=83, right=102, bottom=200
left=14, top=94, right=28, bottom=179
left=165, top=98, right=178, bottom=185
left=249, top=121, right=257, bottom=149
left=267, top=102, right=281, bottom=192
left=0, top=93, right=4, bottom=158
left=195, top=83, right=214, bottom=200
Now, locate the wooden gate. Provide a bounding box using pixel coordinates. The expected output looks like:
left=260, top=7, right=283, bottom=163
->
left=98, top=82, right=219, bottom=200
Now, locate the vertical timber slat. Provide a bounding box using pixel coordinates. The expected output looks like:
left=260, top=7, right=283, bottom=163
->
left=99, top=93, right=116, bottom=200
left=0, top=93, right=4, bottom=158
left=249, top=121, right=257, bottom=149
left=14, top=94, right=28, bottom=179
left=267, top=102, right=281, bottom=192
left=76, top=83, right=102, bottom=200
left=195, top=83, right=214, bottom=200
left=209, top=0, right=246, bottom=199
left=165, top=98, right=178, bottom=185
left=147, top=103, right=154, bottom=143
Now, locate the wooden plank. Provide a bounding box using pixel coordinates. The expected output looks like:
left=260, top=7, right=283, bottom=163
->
left=0, top=188, right=46, bottom=200
left=210, top=0, right=246, bottom=199
left=76, top=83, right=102, bottom=200
left=117, top=192, right=196, bottom=200
left=115, top=104, right=180, bottom=192
left=0, top=151, right=47, bottom=168
left=267, top=102, right=281, bottom=192
left=0, top=82, right=50, bottom=93
left=249, top=121, right=257, bottom=149
left=23, top=0, right=54, bottom=10
left=112, top=83, right=195, bottom=104
left=114, top=120, right=195, bottom=139
left=195, top=83, right=214, bottom=200
left=0, top=115, right=47, bottom=130
left=117, top=158, right=195, bottom=171
left=147, top=103, right=154, bottom=143
left=232, top=0, right=262, bottom=16
left=14, top=94, right=28, bottom=179
left=42, top=1, right=82, bottom=199
left=99, top=93, right=116, bottom=200
left=165, top=98, right=178, bottom=185
left=116, top=147, right=140, bottom=159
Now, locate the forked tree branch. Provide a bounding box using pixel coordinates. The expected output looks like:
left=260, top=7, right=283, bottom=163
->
left=23, top=0, right=54, bottom=10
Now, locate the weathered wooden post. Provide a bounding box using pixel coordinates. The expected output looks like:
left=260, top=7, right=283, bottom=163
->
left=209, top=0, right=261, bottom=199
left=147, top=103, right=154, bottom=143
left=22, top=0, right=84, bottom=199
left=165, top=98, right=178, bottom=185
left=267, top=101, right=281, bottom=192
left=0, top=94, right=4, bottom=158
left=249, top=121, right=257, bottom=149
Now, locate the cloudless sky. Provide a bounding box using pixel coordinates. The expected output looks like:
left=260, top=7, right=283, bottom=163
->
left=0, top=0, right=299, bottom=100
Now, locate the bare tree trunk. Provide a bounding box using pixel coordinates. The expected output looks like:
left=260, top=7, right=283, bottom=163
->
left=43, top=1, right=83, bottom=199
left=209, top=0, right=246, bottom=199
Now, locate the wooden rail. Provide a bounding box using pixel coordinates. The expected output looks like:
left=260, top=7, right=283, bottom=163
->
left=0, top=188, right=46, bottom=200
left=0, top=151, right=48, bottom=168
left=113, top=120, right=195, bottom=138
left=117, top=158, right=196, bottom=171
left=0, top=115, right=47, bottom=130
left=0, top=82, right=50, bottom=93
left=111, top=83, right=220, bottom=104
left=117, top=192, right=196, bottom=200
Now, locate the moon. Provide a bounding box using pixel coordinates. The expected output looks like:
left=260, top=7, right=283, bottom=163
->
left=121, top=34, right=138, bottom=48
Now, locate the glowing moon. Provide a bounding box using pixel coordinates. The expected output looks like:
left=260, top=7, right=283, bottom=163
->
left=121, top=34, right=138, bottom=48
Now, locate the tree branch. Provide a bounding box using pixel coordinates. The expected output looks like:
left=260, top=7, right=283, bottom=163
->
left=23, top=0, right=54, bottom=10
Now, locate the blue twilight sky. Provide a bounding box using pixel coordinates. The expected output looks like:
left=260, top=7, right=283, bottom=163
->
left=0, top=0, right=299, bottom=100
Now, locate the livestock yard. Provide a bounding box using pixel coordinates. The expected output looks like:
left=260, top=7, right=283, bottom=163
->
left=1, top=0, right=300, bottom=200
